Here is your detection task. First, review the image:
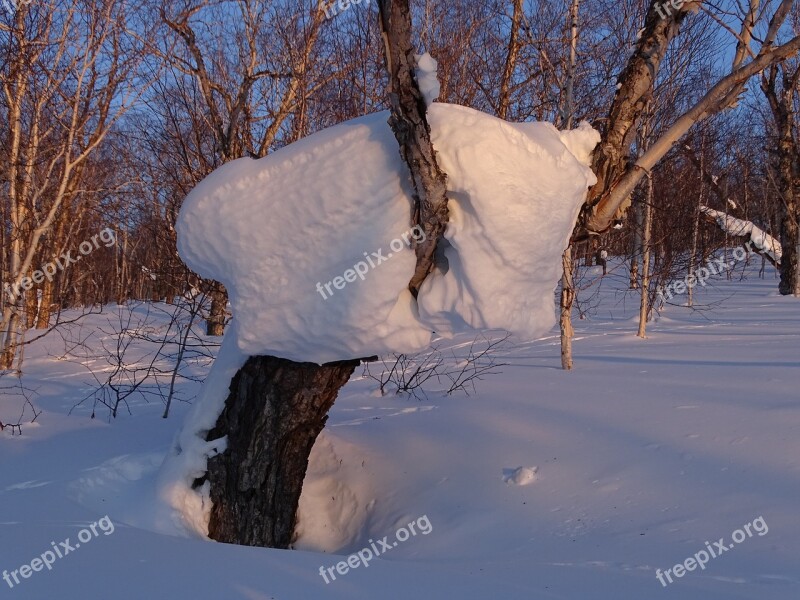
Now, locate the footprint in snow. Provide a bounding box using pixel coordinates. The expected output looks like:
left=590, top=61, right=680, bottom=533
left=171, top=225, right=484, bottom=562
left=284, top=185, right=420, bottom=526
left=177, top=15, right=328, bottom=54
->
left=503, top=466, right=538, bottom=486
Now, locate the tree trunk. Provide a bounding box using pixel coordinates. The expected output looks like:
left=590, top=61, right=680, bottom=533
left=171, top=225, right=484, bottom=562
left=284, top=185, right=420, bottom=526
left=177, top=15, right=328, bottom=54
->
left=206, top=280, right=227, bottom=336
left=629, top=197, right=642, bottom=290
left=203, top=0, right=447, bottom=551
left=775, top=83, right=799, bottom=296
left=558, top=0, right=580, bottom=371
left=687, top=151, right=705, bottom=307
left=497, top=0, right=524, bottom=120
left=559, top=248, right=574, bottom=370
left=205, top=355, right=358, bottom=548
left=779, top=206, right=800, bottom=296
left=637, top=175, right=654, bottom=338
left=377, top=0, right=450, bottom=297
left=0, top=309, right=21, bottom=370
left=761, top=61, right=799, bottom=295
left=25, top=285, right=37, bottom=329
left=35, top=278, right=53, bottom=329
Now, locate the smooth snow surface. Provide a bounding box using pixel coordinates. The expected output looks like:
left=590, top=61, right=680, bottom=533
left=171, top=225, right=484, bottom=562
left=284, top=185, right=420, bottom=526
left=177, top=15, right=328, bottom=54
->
left=2, top=261, right=799, bottom=599
left=176, top=104, right=598, bottom=364
left=1, top=260, right=799, bottom=599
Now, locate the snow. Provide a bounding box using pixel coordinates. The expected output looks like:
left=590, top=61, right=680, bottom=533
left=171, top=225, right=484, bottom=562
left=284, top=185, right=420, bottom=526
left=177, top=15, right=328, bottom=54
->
left=156, top=331, right=247, bottom=537
left=502, top=466, right=538, bottom=486
left=415, top=52, right=440, bottom=106
left=2, top=260, right=799, bottom=599
left=176, top=104, right=598, bottom=364
left=701, top=206, right=782, bottom=263
left=167, top=105, right=599, bottom=537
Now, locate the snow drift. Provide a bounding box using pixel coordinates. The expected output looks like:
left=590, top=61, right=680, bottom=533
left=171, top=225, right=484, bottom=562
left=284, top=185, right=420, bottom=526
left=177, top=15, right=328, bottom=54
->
left=177, top=104, right=598, bottom=364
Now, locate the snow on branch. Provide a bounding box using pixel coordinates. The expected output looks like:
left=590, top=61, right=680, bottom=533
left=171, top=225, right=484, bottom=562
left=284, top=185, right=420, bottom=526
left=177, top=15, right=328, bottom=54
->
left=176, top=104, right=600, bottom=364
left=700, top=206, right=782, bottom=265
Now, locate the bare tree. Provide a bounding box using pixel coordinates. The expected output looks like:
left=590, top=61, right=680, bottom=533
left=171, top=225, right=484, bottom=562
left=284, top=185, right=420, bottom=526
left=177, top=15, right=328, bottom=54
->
left=157, top=0, right=330, bottom=335
left=198, top=0, right=457, bottom=550
left=195, top=2, right=362, bottom=549
left=577, top=0, right=800, bottom=239
left=761, top=55, right=800, bottom=296
left=0, top=0, right=152, bottom=369
left=559, top=0, right=581, bottom=370
left=377, top=0, right=450, bottom=295
left=497, top=0, right=524, bottom=120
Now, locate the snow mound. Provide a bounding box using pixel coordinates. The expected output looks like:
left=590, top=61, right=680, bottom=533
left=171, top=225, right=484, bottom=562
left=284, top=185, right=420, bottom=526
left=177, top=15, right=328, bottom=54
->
left=503, top=466, right=538, bottom=486
left=293, top=432, right=376, bottom=552
left=177, top=103, right=598, bottom=364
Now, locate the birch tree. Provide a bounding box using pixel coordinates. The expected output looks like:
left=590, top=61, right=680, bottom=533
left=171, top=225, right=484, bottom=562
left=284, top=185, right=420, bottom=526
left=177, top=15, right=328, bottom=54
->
left=576, top=0, right=800, bottom=240
left=0, top=0, right=151, bottom=369
left=191, top=1, right=362, bottom=549
left=559, top=0, right=581, bottom=370
left=157, top=0, right=330, bottom=335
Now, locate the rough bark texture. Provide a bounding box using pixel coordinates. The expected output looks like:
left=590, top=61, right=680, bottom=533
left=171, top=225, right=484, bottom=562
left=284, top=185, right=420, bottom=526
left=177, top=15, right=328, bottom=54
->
left=377, top=0, right=450, bottom=297
left=559, top=248, right=575, bottom=370
left=779, top=199, right=800, bottom=296
left=497, top=0, right=524, bottom=120
left=200, top=0, right=449, bottom=552
left=206, top=280, right=227, bottom=336
left=636, top=176, right=654, bottom=338
left=579, top=0, right=695, bottom=236
left=205, top=355, right=359, bottom=548
left=575, top=0, right=799, bottom=240
left=762, top=62, right=800, bottom=296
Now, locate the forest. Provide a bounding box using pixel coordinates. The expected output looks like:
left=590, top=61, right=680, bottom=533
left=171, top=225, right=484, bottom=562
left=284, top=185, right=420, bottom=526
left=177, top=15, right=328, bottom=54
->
left=1, top=2, right=798, bottom=599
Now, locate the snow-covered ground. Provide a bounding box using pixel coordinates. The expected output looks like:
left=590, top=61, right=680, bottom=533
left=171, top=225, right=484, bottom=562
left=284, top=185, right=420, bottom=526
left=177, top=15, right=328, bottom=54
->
left=1, top=259, right=798, bottom=599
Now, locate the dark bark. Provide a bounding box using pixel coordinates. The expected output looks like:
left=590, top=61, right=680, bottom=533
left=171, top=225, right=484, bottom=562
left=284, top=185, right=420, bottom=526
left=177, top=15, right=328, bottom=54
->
left=205, top=355, right=358, bottom=548
left=778, top=197, right=800, bottom=295
left=774, top=96, right=799, bottom=297
left=761, top=62, right=800, bottom=295
left=25, top=286, right=37, bottom=329
left=377, top=0, right=450, bottom=297
left=203, top=0, right=449, bottom=551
